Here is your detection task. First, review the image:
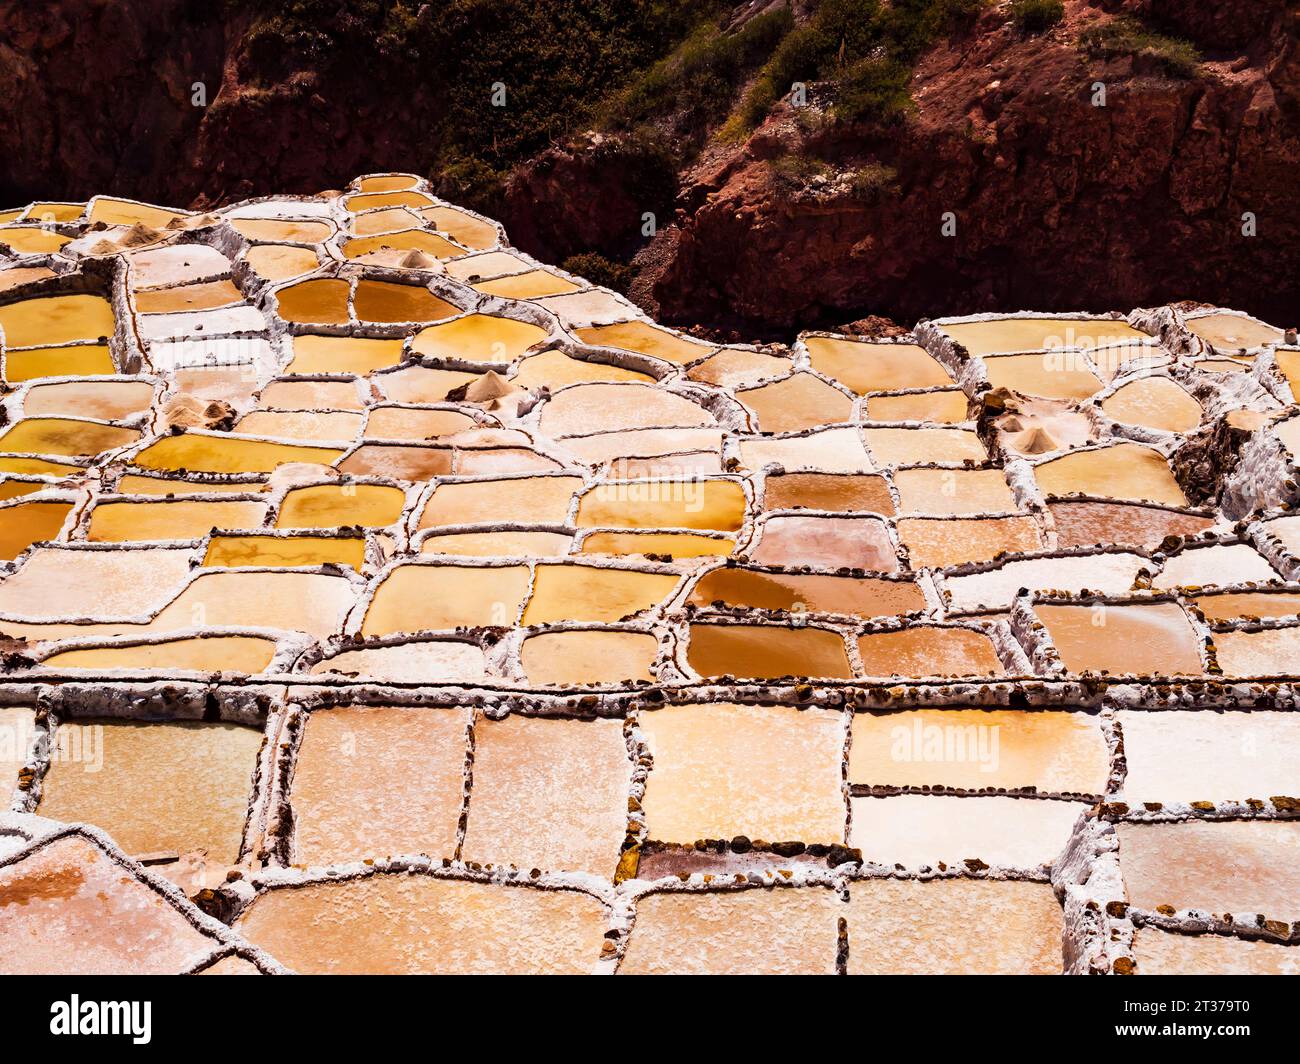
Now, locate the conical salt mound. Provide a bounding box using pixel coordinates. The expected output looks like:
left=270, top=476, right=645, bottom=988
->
left=1016, top=426, right=1058, bottom=454
left=1000, top=416, right=1024, bottom=433
left=399, top=250, right=437, bottom=269
left=463, top=370, right=516, bottom=402
left=119, top=222, right=164, bottom=247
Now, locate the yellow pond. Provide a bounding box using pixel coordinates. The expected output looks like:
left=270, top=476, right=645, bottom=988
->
left=0, top=294, right=114, bottom=347
left=411, top=314, right=548, bottom=362
left=203, top=534, right=365, bottom=568
left=521, top=565, right=679, bottom=625
left=134, top=434, right=343, bottom=474
left=277, top=483, right=407, bottom=528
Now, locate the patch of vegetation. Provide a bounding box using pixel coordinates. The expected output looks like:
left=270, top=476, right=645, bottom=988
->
left=601, top=7, right=792, bottom=143
left=1010, top=0, right=1064, bottom=35
left=848, top=162, right=899, bottom=203
left=727, top=0, right=985, bottom=136
left=1079, top=16, right=1201, bottom=78
left=769, top=154, right=835, bottom=194
left=239, top=0, right=708, bottom=208
left=833, top=56, right=914, bottom=123
left=560, top=252, right=636, bottom=293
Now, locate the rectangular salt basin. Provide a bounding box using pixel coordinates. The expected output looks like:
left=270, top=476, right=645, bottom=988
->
left=136, top=305, right=265, bottom=340
left=639, top=702, right=846, bottom=844
left=1152, top=543, right=1279, bottom=590
left=0, top=706, right=35, bottom=794
left=849, top=795, right=1086, bottom=870
left=234, top=875, right=607, bottom=975
left=1118, top=711, right=1300, bottom=805
left=846, top=879, right=1063, bottom=975
left=1036, top=602, right=1204, bottom=676
left=0, top=834, right=217, bottom=974
left=519, top=629, right=657, bottom=685
left=1118, top=821, right=1300, bottom=922
left=460, top=715, right=630, bottom=878
left=892, top=467, right=1016, bottom=515
left=850, top=709, right=1108, bottom=794
left=289, top=705, right=467, bottom=866
left=943, top=552, right=1148, bottom=613
left=941, top=316, right=1149, bottom=356
left=896, top=516, right=1044, bottom=568
left=36, top=720, right=263, bottom=865
left=686, top=623, right=855, bottom=680
left=619, top=888, right=840, bottom=975
left=1133, top=928, right=1300, bottom=975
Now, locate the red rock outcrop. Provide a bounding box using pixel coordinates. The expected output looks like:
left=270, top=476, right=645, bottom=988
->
left=630, top=1, right=1300, bottom=334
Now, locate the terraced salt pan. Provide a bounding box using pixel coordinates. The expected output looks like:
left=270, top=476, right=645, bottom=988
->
left=0, top=500, right=74, bottom=560
left=461, top=715, right=629, bottom=878
left=37, top=720, right=262, bottom=864
left=1047, top=500, right=1214, bottom=549
left=892, top=467, right=1016, bottom=515
left=1213, top=626, right=1300, bottom=677
left=22, top=379, right=154, bottom=420
left=519, top=629, right=658, bottom=685
left=3, top=343, right=111, bottom=382
left=309, top=641, right=489, bottom=683
left=204, top=534, right=365, bottom=569
left=849, top=708, right=1108, bottom=793
left=639, top=702, right=845, bottom=844
left=234, top=875, right=606, bottom=975
left=1036, top=601, right=1203, bottom=676
left=620, top=888, right=840, bottom=975
left=982, top=352, right=1103, bottom=401
left=539, top=383, right=714, bottom=437
left=896, top=515, right=1044, bottom=569
left=422, top=529, right=573, bottom=558
left=1185, top=312, right=1283, bottom=353
left=1118, top=821, right=1300, bottom=922
left=289, top=705, right=465, bottom=866
left=1151, top=542, right=1278, bottom=590
left=1033, top=443, right=1187, bottom=507
left=1133, top=929, right=1300, bottom=975
left=850, top=794, right=1084, bottom=869
left=940, top=316, right=1149, bottom=356
left=761, top=471, right=894, bottom=513
left=862, top=427, right=986, bottom=467
left=686, top=348, right=789, bottom=388
left=1118, top=711, right=1300, bottom=805
left=856, top=625, right=1005, bottom=678
left=738, top=427, right=874, bottom=473
left=846, top=879, right=1063, bottom=975
left=512, top=349, right=652, bottom=388
left=751, top=514, right=897, bottom=570
left=576, top=479, right=744, bottom=531
left=1102, top=376, right=1202, bottom=433
left=44, top=630, right=271, bottom=681
left=685, top=623, right=854, bottom=680
left=0, top=834, right=218, bottom=974
left=689, top=567, right=925, bottom=618
left=864, top=390, right=969, bottom=423
left=736, top=373, right=853, bottom=432
left=943, top=552, right=1147, bottom=613
left=804, top=336, right=952, bottom=393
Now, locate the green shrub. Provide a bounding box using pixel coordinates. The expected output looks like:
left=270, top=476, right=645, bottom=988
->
left=1080, top=17, right=1201, bottom=78
left=602, top=8, right=792, bottom=137
left=560, top=253, right=636, bottom=293
left=832, top=56, right=913, bottom=124
left=848, top=162, right=899, bottom=202
left=730, top=0, right=985, bottom=133
left=1010, top=0, right=1064, bottom=34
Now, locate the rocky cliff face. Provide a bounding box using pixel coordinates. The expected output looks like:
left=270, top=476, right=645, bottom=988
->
left=2, top=0, right=1296, bottom=335
left=618, top=0, right=1300, bottom=335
